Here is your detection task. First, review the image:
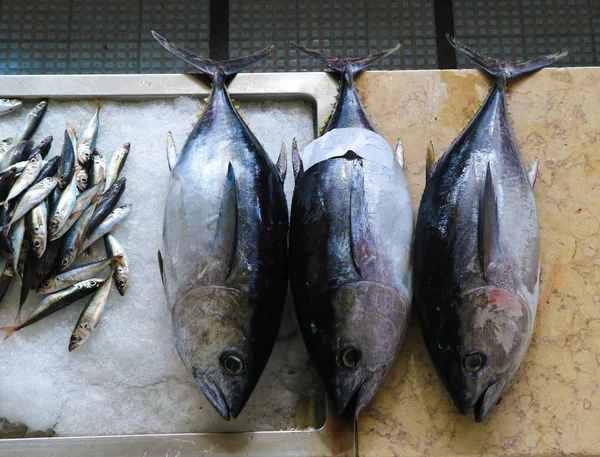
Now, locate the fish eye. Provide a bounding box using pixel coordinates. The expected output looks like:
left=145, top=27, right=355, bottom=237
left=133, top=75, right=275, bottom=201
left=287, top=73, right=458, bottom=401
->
left=50, top=221, right=57, bottom=228
left=46, top=177, right=53, bottom=181
left=90, top=281, right=97, bottom=286
left=30, top=158, right=36, bottom=163
left=118, top=280, right=125, bottom=287
left=339, top=347, right=361, bottom=368
left=81, top=177, right=87, bottom=183
left=220, top=352, right=246, bottom=376
left=61, top=258, right=69, bottom=266
left=33, top=241, right=40, bottom=247
left=463, top=352, right=486, bottom=373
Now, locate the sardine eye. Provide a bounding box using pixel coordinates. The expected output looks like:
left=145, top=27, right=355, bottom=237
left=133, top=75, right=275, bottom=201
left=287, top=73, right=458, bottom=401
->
left=50, top=221, right=57, bottom=228
left=118, top=280, right=125, bottom=287
left=81, top=177, right=87, bottom=183
left=33, top=241, right=40, bottom=247
left=221, top=352, right=246, bottom=376
left=30, top=158, right=36, bottom=163
left=46, top=177, right=53, bottom=182
left=339, top=347, right=361, bottom=368
left=464, top=352, right=485, bottom=373
left=90, top=281, right=97, bottom=286
left=61, top=258, right=69, bottom=266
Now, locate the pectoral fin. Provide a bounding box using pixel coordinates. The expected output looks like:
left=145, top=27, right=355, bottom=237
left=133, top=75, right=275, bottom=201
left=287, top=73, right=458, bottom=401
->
left=479, top=163, right=502, bottom=280
left=166, top=131, right=178, bottom=172
left=276, top=142, right=287, bottom=184
left=291, top=138, right=304, bottom=183
left=394, top=137, right=404, bottom=170
left=211, top=163, right=238, bottom=281
left=350, top=160, right=377, bottom=279
left=426, top=140, right=436, bottom=181
left=527, top=156, right=538, bottom=188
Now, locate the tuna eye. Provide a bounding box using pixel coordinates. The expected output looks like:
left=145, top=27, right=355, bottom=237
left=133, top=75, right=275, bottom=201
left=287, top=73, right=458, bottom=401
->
left=340, top=347, right=361, bottom=368
left=221, top=353, right=245, bottom=376
left=464, top=352, right=485, bottom=373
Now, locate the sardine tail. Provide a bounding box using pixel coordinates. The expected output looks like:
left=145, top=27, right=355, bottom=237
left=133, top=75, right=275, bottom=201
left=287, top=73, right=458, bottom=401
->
left=152, top=31, right=272, bottom=80
left=289, top=42, right=400, bottom=75
left=0, top=326, right=18, bottom=341
left=447, top=35, right=568, bottom=82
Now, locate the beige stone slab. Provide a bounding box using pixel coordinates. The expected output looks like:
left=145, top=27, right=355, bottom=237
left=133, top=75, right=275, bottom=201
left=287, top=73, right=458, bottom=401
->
left=354, top=68, right=600, bottom=457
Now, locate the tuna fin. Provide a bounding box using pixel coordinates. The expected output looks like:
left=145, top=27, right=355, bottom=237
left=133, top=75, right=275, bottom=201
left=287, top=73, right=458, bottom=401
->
left=527, top=156, right=538, bottom=188
left=276, top=142, right=287, bottom=184
left=157, top=250, right=164, bottom=286
left=394, top=137, right=404, bottom=170
left=479, top=164, right=502, bottom=280
left=289, top=42, right=400, bottom=76
left=350, top=160, right=377, bottom=279
left=426, top=140, right=436, bottom=181
left=212, top=163, right=238, bottom=281
left=166, top=131, right=177, bottom=172
left=291, top=138, right=304, bottom=183
left=447, top=35, right=568, bottom=83
left=152, top=31, right=272, bottom=81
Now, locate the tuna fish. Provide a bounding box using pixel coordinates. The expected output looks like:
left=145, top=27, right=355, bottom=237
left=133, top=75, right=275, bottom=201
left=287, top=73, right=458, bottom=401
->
left=153, top=32, right=288, bottom=420
left=288, top=42, right=413, bottom=419
left=413, top=36, right=567, bottom=422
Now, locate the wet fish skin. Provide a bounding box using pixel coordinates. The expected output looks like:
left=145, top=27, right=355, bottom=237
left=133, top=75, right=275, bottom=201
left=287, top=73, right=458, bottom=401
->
left=0, top=168, right=17, bottom=202
left=86, top=177, right=125, bottom=237
left=38, top=257, right=111, bottom=294
left=0, top=263, right=13, bottom=306
left=28, top=135, right=53, bottom=160
left=1, top=278, right=104, bottom=340
left=57, top=126, right=76, bottom=189
left=77, top=103, right=101, bottom=166
left=0, top=99, right=22, bottom=116
left=4, top=177, right=58, bottom=230
left=0, top=139, right=34, bottom=171
left=9, top=217, right=26, bottom=281
left=104, top=233, right=129, bottom=295
left=49, top=174, right=78, bottom=239
left=89, top=149, right=106, bottom=188
left=75, top=165, right=88, bottom=192
left=30, top=238, right=63, bottom=290
left=33, top=156, right=60, bottom=185
left=0, top=138, right=13, bottom=159
left=27, top=199, right=48, bottom=258
left=2, top=153, right=43, bottom=206
left=413, top=36, right=567, bottom=423
left=82, top=203, right=131, bottom=251
left=154, top=31, right=287, bottom=420
left=103, top=143, right=130, bottom=192
left=58, top=201, right=98, bottom=272
left=69, top=266, right=116, bottom=351
left=13, top=101, right=47, bottom=145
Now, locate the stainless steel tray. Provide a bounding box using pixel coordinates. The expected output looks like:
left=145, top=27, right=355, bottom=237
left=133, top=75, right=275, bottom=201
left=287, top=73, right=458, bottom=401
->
left=0, top=73, right=355, bottom=457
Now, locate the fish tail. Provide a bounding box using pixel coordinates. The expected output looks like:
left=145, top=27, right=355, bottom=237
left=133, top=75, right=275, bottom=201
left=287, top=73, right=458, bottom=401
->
left=288, top=42, right=400, bottom=77
left=152, top=31, right=273, bottom=84
left=447, top=35, right=568, bottom=84
left=0, top=326, right=18, bottom=341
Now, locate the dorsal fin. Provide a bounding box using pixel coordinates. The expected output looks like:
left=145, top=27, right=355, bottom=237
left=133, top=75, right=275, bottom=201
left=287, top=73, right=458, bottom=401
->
left=291, top=138, right=304, bottom=183
left=426, top=140, right=436, bottom=181
left=349, top=159, right=377, bottom=279
left=394, top=137, right=404, bottom=170
left=479, top=163, right=502, bottom=280
left=212, top=163, right=238, bottom=281
left=166, top=131, right=177, bottom=172
left=276, top=142, right=287, bottom=184
left=527, top=156, right=538, bottom=188
left=157, top=250, right=164, bottom=286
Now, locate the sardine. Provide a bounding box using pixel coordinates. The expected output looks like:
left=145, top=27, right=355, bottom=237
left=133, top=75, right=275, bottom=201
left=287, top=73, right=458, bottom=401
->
left=13, top=101, right=47, bottom=145
left=30, top=238, right=63, bottom=290
left=104, top=234, right=129, bottom=295
left=3, top=177, right=58, bottom=231
left=1, top=278, right=103, bottom=341
left=0, top=99, right=22, bottom=116
left=57, top=125, right=77, bottom=189
left=26, top=199, right=48, bottom=258
left=103, top=143, right=129, bottom=192
left=58, top=201, right=98, bottom=272
left=77, top=103, right=102, bottom=167
left=86, top=177, right=125, bottom=237
left=0, top=139, right=34, bottom=171
left=0, top=138, right=13, bottom=158
left=9, top=217, right=26, bottom=281
left=288, top=42, right=412, bottom=419
left=2, top=153, right=43, bottom=206
left=89, top=149, right=106, bottom=188
left=29, top=135, right=53, bottom=160
left=81, top=203, right=131, bottom=251
left=413, top=36, right=567, bottom=423
left=49, top=174, right=78, bottom=239
left=75, top=165, right=88, bottom=192
left=69, top=267, right=117, bottom=351
left=154, top=31, right=288, bottom=420
left=33, top=156, right=60, bottom=185
left=38, top=257, right=111, bottom=295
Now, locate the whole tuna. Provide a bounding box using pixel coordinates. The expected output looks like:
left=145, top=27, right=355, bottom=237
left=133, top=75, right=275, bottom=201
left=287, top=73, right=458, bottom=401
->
left=413, top=36, right=567, bottom=422
left=153, top=31, right=288, bottom=420
left=288, top=42, right=413, bottom=419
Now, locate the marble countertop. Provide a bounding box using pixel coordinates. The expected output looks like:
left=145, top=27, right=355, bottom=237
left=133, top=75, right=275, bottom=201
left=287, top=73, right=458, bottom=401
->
left=356, top=68, right=600, bottom=457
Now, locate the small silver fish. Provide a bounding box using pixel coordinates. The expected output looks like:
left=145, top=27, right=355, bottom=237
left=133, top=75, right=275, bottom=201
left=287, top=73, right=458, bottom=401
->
left=105, top=233, right=129, bottom=295
left=75, top=165, right=88, bottom=192
left=37, top=257, right=111, bottom=294
left=26, top=200, right=48, bottom=258
left=0, top=99, right=22, bottom=116
left=89, top=149, right=106, bottom=188
left=58, top=201, right=98, bottom=272
left=49, top=174, right=78, bottom=240
left=3, top=177, right=58, bottom=231
left=77, top=103, right=102, bottom=167
left=2, top=153, right=43, bottom=206
left=13, top=101, right=47, bottom=145
left=104, top=143, right=130, bottom=193
left=82, top=204, right=131, bottom=251
left=9, top=217, right=26, bottom=281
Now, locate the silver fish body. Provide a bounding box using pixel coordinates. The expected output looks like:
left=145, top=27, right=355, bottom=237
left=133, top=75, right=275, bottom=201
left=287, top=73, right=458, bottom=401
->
left=9, top=217, right=26, bottom=280
left=37, top=258, right=111, bottom=294
left=3, top=153, right=43, bottom=205
left=13, top=101, right=47, bottom=145
left=5, top=177, right=57, bottom=230
left=103, top=143, right=130, bottom=193
left=26, top=200, right=48, bottom=258
left=77, top=104, right=101, bottom=167
left=104, top=233, right=129, bottom=295
left=81, top=204, right=131, bottom=251
left=49, top=174, right=78, bottom=239
left=89, top=149, right=106, bottom=188
left=0, top=99, right=22, bottom=116
left=58, top=201, right=98, bottom=272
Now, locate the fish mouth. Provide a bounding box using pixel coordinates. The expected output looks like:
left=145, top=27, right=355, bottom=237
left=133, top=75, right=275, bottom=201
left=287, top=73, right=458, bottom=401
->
left=335, top=374, right=378, bottom=421
left=473, top=381, right=499, bottom=423
left=194, top=374, right=231, bottom=420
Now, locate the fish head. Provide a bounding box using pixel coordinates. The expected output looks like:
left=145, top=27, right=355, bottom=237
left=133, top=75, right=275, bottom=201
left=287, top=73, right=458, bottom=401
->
left=28, top=153, right=42, bottom=168
left=0, top=99, right=22, bottom=114
left=37, top=277, right=60, bottom=294
left=59, top=247, right=77, bottom=272
left=48, top=213, right=64, bottom=235
left=171, top=286, right=257, bottom=420
left=114, top=264, right=129, bottom=295
left=76, top=166, right=88, bottom=191
left=78, top=145, right=92, bottom=165
left=326, top=281, right=409, bottom=419
left=446, top=286, right=532, bottom=422
left=30, top=224, right=46, bottom=257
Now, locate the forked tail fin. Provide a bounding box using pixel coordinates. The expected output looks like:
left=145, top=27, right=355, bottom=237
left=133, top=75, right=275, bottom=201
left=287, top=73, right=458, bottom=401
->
left=289, top=42, right=401, bottom=77
left=152, top=31, right=273, bottom=83
left=447, top=35, right=568, bottom=83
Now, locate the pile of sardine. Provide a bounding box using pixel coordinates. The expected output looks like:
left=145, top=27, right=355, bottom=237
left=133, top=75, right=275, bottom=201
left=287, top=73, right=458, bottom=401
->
left=0, top=101, right=131, bottom=351
left=154, top=30, right=566, bottom=423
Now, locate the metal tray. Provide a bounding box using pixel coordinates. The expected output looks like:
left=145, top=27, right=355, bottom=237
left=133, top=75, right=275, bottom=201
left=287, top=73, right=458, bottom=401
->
left=0, top=72, right=355, bottom=457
